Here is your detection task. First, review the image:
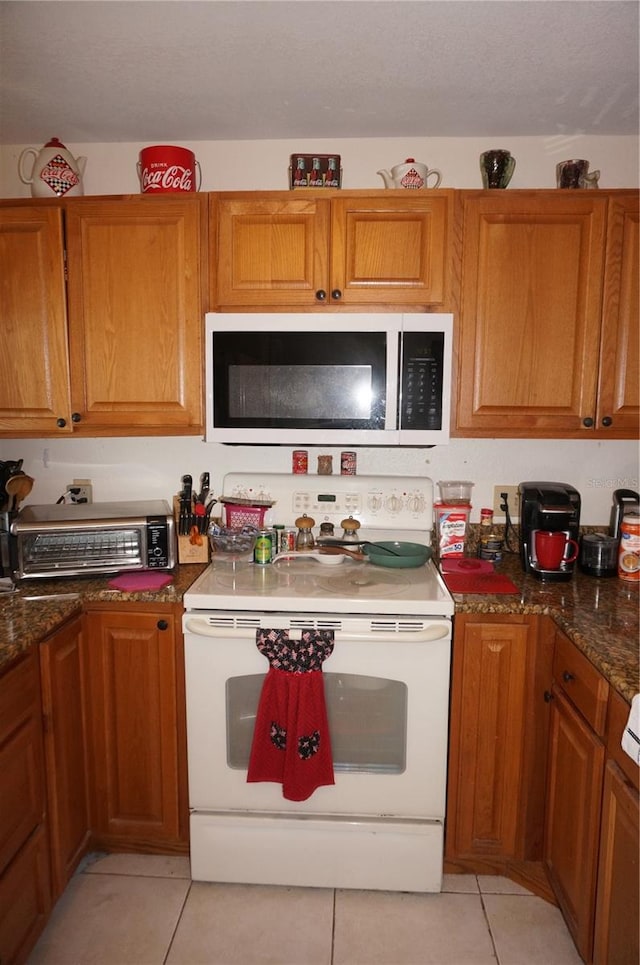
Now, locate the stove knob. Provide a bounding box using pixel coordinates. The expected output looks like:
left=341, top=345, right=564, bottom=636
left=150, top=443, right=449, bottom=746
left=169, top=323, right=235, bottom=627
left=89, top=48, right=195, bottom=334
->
left=386, top=493, right=403, bottom=514
left=407, top=494, right=426, bottom=514
left=368, top=494, right=384, bottom=512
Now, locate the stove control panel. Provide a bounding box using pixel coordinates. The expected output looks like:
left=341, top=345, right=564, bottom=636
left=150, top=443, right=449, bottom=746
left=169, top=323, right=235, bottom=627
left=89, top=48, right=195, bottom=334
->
left=222, top=473, right=434, bottom=530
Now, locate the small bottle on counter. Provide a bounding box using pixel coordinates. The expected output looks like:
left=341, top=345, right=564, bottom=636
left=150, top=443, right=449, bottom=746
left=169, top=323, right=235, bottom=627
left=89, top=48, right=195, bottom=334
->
left=478, top=508, right=503, bottom=562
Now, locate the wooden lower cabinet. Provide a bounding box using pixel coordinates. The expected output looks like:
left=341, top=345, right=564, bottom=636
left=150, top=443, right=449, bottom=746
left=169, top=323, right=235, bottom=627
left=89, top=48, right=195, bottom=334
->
left=0, top=651, right=51, bottom=964
left=592, top=760, right=639, bottom=965
left=445, top=613, right=554, bottom=890
left=544, top=686, right=605, bottom=961
left=39, top=615, right=90, bottom=900
left=82, top=604, right=189, bottom=853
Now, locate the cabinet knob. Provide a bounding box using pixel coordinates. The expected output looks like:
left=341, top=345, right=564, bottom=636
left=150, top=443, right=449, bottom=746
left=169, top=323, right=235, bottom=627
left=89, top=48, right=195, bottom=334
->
left=56, top=417, right=67, bottom=428
left=71, top=412, right=82, bottom=423
left=315, top=289, right=327, bottom=301
left=331, top=289, right=342, bottom=300
left=562, top=670, right=575, bottom=683
left=582, top=417, right=594, bottom=428
left=157, top=619, right=169, bottom=631
left=544, top=690, right=554, bottom=703
left=601, top=416, right=613, bottom=427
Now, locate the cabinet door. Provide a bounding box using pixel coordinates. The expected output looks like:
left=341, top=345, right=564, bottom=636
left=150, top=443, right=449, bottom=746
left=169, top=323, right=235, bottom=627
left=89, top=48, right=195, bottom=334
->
left=593, top=760, right=640, bottom=965
left=39, top=615, right=90, bottom=900
left=83, top=606, right=188, bottom=851
left=446, top=615, right=551, bottom=865
left=65, top=196, right=204, bottom=434
left=597, top=192, right=639, bottom=436
left=544, top=685, right=605, bottom=962
left=0, top=652, right=47, bottom=875
left=330, top=193, right=452, bottom=308
left=213, top=194, right=330, bottom=307
left=0, top=205, right=72, bottom=435
left=455, top=192, right=607, bottom=436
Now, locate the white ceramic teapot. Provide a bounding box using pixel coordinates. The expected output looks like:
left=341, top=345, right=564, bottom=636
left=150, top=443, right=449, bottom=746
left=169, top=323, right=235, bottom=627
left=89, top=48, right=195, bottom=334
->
left=377, top=158, right=442, bottom=189
left=18, top=137, right=86, bottom=198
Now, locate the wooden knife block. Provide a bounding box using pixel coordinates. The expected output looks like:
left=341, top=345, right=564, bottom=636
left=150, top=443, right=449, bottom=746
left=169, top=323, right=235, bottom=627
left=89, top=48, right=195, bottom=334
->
left=173, top=495, right=210, bottom=564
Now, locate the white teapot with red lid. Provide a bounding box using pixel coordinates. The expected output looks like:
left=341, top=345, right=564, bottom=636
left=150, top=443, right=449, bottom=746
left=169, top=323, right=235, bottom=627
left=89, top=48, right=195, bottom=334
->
left=18, top=137, right=86, bottom=197
left=377, top=158, right=442, bottom=189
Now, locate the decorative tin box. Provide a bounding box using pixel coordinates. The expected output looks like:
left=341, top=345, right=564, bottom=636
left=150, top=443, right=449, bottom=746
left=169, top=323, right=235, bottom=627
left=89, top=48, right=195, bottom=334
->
left=289, top=154, right=342, bottom=189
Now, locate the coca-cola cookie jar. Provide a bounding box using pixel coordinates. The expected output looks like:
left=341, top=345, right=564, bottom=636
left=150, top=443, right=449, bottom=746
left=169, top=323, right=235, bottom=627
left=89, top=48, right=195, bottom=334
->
left=137, top=144, right=201, bottom=193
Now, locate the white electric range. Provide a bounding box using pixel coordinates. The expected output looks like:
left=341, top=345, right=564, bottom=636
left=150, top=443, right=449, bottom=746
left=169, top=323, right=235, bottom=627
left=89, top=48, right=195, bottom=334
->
left=182, top=473, right=454, bottom=893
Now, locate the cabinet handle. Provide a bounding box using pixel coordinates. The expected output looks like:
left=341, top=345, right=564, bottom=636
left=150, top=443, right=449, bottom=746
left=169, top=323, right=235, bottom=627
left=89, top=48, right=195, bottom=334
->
left=315, top=289, right=327, bottom=301
left=601, top=416, right=613, bottom=427
left=157, top=619, right=169, bottom=631
left=544, top=690, right=554, bottom=702
left=56, top=417, right=67, bottom=428
left=331, top=289, right=342, bottom=300
left=582, top=417, right=594, bottom=428
left=562, top=670, right=575, bottom=683
left=71, top=412, right=82, bottom=423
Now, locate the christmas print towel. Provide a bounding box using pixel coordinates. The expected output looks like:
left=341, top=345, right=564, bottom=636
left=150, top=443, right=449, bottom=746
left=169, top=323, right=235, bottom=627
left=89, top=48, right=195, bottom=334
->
left=247, top=628, right=335, bottom=801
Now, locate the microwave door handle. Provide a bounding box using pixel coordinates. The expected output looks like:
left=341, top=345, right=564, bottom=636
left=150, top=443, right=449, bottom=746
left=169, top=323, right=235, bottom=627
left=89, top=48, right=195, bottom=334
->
left=184, top=618, right=449, bottom=643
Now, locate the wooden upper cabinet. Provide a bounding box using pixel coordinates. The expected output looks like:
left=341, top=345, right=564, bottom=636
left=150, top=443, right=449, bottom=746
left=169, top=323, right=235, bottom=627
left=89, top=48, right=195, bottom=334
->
left=597, top=192, right=639, bottom=436
left=0, top=205, right=72, bottom=434
left=65, top=196, right=205, bottom=434
left=213, top=194, right=330, bottom=307
left=211, top=190, right=453, bottom=310
left=454, top=191, right=608, bottom=436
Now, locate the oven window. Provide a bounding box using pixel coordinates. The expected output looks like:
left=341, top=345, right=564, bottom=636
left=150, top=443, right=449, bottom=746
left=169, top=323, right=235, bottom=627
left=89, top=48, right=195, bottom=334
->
left=213, top=331, right=387, bottom=429
left=226, top=673, right=407, bottom=774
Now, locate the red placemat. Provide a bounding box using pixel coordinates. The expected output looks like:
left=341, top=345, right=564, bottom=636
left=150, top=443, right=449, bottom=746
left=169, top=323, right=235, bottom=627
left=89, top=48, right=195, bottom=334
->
left=108, top=571, right=173, bottom=592
left=441, top=570, right=520, bottom=594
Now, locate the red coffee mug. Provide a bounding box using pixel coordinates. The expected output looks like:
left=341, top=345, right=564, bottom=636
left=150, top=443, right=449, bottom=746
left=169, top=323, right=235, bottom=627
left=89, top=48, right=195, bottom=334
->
left=534, top=530, right=579, bottom=570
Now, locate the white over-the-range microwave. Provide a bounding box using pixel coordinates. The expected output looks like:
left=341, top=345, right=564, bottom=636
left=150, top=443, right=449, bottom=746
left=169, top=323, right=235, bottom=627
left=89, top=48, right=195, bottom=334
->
left=205, top=313, right=453, bottom=446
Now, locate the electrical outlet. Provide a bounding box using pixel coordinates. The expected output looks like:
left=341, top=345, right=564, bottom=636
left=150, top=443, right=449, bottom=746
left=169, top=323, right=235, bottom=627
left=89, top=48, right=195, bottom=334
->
left=493, top=485, right=519, bottom=519
left=67, top=478, right=93, bottom=504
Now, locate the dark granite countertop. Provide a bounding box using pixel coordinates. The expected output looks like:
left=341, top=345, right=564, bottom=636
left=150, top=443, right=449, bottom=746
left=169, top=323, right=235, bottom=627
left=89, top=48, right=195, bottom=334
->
left=0, top=564, right=207, bottom=675
left=444, top=551, right=639, bottom=704
left=1, top=555, right=637, bottom=703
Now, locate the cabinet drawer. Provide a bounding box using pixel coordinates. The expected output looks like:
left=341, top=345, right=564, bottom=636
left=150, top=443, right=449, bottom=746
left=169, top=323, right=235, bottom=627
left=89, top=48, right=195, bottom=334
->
left=553, top=632, right=609, bottom=736
left=0, top=824, right=51, bottom=965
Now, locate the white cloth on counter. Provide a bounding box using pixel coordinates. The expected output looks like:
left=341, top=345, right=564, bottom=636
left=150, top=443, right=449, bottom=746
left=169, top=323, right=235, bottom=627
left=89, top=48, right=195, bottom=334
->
left=621, top=694, right=640, bottom=766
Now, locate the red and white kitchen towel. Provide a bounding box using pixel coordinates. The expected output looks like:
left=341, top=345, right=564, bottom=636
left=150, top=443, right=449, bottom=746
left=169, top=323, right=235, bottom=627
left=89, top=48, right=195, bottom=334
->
left=247, top=628, right=335, bottom=801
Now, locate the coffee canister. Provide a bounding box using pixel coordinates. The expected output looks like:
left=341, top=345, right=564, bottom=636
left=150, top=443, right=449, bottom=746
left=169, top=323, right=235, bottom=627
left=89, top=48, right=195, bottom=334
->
left=618, top=513, right=640, bottom=581
left=137, top=145, right=200, bottom=193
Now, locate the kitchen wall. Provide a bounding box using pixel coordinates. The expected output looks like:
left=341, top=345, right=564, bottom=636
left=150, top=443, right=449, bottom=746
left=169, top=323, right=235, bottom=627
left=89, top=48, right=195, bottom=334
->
left=1, top=134, right=638, bottom=525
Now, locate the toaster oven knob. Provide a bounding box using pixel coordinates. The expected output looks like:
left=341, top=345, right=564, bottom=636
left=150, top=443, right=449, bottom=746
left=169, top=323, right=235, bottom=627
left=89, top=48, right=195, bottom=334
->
left=71, top=411, right=81, bottom=423
left=56, top=417, right=67, bottom=428
left=601, top=416, right=613, bottom=427
left=582, top=416, right=594, bottom=427
left=157, top=619, right=169, bottom=631
left=315, top=289, right=327, bottom=301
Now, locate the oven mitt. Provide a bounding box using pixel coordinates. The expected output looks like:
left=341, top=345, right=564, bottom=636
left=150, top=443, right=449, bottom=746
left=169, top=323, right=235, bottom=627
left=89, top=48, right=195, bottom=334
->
left=247, top=629, right=335, bottom=801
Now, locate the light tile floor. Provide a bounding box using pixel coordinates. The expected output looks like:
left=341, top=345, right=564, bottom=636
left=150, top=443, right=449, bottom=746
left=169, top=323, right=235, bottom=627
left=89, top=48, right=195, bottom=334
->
left=29, top=854, right=583, bottom=965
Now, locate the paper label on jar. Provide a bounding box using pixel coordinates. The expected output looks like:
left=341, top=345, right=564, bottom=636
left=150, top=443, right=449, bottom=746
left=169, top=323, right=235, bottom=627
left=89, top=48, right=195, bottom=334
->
left=437, top=510, right=469, bottom=557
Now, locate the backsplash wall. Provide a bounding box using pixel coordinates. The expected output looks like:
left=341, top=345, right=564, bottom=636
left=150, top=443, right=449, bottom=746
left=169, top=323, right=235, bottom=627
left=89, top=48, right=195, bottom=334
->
left=1, top=436, right=637, bottom=526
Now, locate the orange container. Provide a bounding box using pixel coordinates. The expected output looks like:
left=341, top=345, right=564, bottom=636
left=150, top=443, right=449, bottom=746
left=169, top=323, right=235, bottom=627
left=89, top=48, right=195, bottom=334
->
left=618, top=513, right=640, bottom=581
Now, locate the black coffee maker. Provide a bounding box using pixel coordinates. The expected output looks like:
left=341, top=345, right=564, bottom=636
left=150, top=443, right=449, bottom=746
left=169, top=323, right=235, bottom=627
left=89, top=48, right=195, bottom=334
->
left=519, top=482, right=581, bottom=582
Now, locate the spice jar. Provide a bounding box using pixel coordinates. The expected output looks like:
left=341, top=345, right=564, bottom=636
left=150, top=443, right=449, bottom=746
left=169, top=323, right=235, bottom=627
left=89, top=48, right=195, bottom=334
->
left=295, top=514, right=316, bottom=551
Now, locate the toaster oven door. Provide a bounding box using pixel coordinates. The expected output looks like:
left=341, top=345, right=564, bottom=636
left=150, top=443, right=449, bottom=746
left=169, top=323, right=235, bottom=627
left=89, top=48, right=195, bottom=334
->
left=15, top=525, right=145, bottom=579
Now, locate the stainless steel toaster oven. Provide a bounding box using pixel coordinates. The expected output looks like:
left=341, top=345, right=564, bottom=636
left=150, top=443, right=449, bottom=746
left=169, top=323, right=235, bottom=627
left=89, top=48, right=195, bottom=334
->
left=11, top=500, right=176, bottom=580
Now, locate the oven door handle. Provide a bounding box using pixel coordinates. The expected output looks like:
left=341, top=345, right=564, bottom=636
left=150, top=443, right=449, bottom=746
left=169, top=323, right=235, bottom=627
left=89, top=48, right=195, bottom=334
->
left=184, top=618, right=450, bottom=643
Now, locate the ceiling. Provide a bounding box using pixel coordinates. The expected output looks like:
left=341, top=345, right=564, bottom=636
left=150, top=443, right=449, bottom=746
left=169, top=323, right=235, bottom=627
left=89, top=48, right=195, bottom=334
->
left=0, top=0, right=638, bottom=145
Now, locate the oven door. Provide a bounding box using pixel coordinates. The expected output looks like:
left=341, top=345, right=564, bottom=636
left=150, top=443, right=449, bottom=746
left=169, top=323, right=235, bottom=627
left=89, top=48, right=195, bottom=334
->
left=183, top=613, right=451, bottom=819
